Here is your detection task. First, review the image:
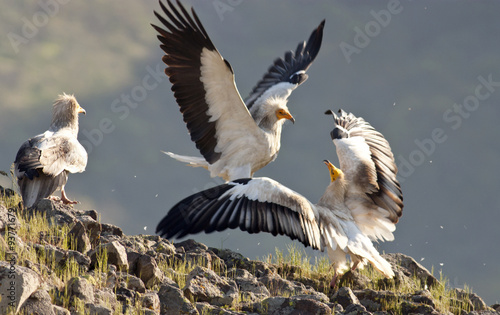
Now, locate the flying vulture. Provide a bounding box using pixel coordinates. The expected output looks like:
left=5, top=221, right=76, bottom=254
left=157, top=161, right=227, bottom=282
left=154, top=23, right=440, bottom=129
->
left=157, top=110, right=403, bottom=282
left=14, top=94, right=88, bottom=208
left=152, top=0, right=324, bottom=181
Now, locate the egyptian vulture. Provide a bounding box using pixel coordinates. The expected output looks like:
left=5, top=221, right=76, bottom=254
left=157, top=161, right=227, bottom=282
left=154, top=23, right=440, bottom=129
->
left=14, top=94, right=88, bottom=208
left=152, top=0, right=324, bottom=181
left=156, top=110, right=403, bottom=282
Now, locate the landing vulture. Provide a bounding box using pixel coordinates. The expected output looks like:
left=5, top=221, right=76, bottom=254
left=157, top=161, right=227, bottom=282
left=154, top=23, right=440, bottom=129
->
left=153, top=0, right=324, bottom=181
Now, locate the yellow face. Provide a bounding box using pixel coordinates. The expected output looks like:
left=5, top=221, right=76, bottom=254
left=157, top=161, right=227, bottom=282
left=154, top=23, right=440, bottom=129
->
left=76, top=103, right=86, bottom=115
left=275, top=109, right=295, bottom=123
left=323, top=160, right=342, bottom=182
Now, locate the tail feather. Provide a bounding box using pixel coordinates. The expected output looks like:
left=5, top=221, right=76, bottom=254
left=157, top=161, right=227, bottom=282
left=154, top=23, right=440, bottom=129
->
left=18, top=171, right=67, bottom=207
left=162, top=151, right=209, bottom=169
left=345, top=221, right=395, bottom=278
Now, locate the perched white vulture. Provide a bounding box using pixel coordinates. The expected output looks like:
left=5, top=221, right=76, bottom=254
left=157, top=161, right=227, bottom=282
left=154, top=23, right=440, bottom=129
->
left=157, top=110, right=403, bottom=283
left=14, top=94, right=88, bottom=208
left=152, top=0, right=324, bottom=181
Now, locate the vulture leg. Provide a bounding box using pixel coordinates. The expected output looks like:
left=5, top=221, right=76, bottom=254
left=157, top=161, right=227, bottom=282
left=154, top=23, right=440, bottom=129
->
left=61, top=187, right=77, bottom=204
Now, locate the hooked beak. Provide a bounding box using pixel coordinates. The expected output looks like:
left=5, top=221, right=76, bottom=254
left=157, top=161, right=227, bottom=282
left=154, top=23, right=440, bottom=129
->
left=276, top=110, right=295, bottom=124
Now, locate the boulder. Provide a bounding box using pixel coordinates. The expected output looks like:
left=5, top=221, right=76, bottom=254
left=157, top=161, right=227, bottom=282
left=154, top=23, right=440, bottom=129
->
left=67, top=276, right=94, bottom=304
left=454, top=288, right=490, bottom=311
left=67, top=221, right=91, bottom=254
left=332, top=286, right=360, bottom=309
left=135, top=254, right=163, bottom=288
left=383, top=253, right=438, bottom=288
left=84, top=303, right=113, bottom=315
left=258, top=296, right=332, bottom=315
left=229, top=268, right=270, bottom=303
left=94, top=288, right=118, bottom=310
left=183, top=266, right=239, bottom=307
left=90, top=241, right=129, bottom=271
left=158, top=283, right=198, bottom=314
left=117, top=272, right=146, bottom=293
left=196, top=302, right=245, bottom=314
left=0, top=203, right=20, bottom=232
left=140, top=291, right=160, bottom=312
left=19, top=289, right=55, bottom=315
left=0, top=261, right=41, bottom=313
left=52, top=305, right=71, bottom=315
left=258, top=272, right=316, bottom=297
left=29, top=199, right=76, bottom=225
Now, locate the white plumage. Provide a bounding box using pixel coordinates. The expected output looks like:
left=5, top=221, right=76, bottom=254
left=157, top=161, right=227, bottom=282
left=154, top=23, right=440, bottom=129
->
left=14, top=94, right=87, bottom=208
left=153, top=0, right=324, bottom=181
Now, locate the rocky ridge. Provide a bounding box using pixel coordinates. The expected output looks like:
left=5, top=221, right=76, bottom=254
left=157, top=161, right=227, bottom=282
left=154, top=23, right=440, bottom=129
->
left=0, top=190, right=499, bottom=315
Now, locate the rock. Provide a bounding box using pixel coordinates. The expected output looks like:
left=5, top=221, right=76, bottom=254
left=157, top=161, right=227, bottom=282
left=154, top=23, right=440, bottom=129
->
left=53, top=304, right=71, bottom=315
left=101, top=223, right=123, bottom=237
left=29, top=199, right=76, bottom=225
left=140, top=291, right=160, bottom=312
left=0, top=186, right=15, bottom=198
left=77, top=215, right=102, bottom=244
left=158, top=283, right=198, bottom=314
left=33, top=244, right=66, bottom=266
left=67, top=221, right=91, bottom=254
left=196, top=302, right=244, bottom=314
left=454, top=288, right=490, bottom=311
left=85, top=303, right=113, bottom=315
left=354, top=289, right=399, bottom=312
left=339, top=269, right=372, bottom=290
left=0, top=203, right=20, bottom=232
left=400, top=300, right=440, bottom=314
left=67, top=276, right=94, bottom=304
left=117, top=273, right=146, bottom=293
left=67, top=249, right=91, bottom=268
left=135, top=254, right=163, bottom=288
left=115, top=286, right=136, bottom=305
left=344, top=303, right=371, bottom=315
left=259, top=272, right=316, bottom=297
left=90, top=241, right=129, bottom=271
left=94, top=288, right=118, bottom=310
left=229, top=268, right=270, bottom=303
left=19, top=289, right=55, bottom=315
left=126, top=250, right=143, bottom=273
left=332, top=286, right=360, bottom=309
left=175, top=239, right=208, bottom=252
left=184, top=266, right=239, bottom=307
left=184, top=248, right=213, bottom=270
left=383, top=253, right=438, bottom=288
left=153, top=238, right=176, bottom=255
left=410, top=289, right=436, bottom=308
left=259, top=296, right=332, bottom=315
left=0, top=261, right=41, bottom=313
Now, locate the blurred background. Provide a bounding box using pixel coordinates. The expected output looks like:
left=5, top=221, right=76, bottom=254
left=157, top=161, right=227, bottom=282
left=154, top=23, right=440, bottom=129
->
left=1, top=0, right=499, bottom=304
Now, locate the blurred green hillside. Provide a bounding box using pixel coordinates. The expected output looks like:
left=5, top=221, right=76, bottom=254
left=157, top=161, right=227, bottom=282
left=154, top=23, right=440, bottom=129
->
left=1, top=0, right=499, bottom=305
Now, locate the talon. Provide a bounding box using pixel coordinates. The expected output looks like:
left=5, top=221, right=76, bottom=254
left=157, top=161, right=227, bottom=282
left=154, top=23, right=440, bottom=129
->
left=61, top=190, right=78, bottom=205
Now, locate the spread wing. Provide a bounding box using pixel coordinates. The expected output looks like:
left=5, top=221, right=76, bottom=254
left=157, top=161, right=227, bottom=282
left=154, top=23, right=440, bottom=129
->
left=152, top=0, right=263, bottom=165
left=156, top=177, right=322, bottom=250
left=245, top=20, right=325, bottom=110
left=326, top=109, right=403, bottom=239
